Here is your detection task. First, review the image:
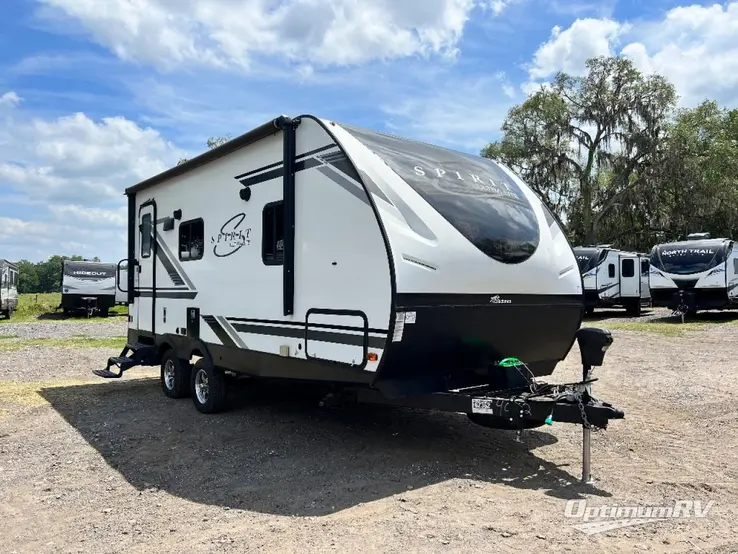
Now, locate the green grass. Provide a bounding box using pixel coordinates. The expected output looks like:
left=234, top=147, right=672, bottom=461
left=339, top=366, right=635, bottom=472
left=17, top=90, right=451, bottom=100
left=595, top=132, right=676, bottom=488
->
left=1, top=293, right=128, bottom=323
left=0, top=335, right=127, bottom=351
left=604, top=320, right=716, bottom=335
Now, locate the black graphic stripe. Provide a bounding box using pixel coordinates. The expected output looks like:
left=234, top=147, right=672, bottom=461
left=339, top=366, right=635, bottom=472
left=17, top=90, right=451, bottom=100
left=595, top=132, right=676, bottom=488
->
left=596, top=283, right=619, bottom=294
left=234, top=144, right=338, bottom=180
left=202, top=315, right=237, bottom=347
left=155, top=240, right=186, bottom=286
left=226, top=316, right=387, bottom=334
left=139, top=290, right=198, bottom=299
left=238, top=157, right=323, bottom=187
left=230, top=322, right=386, bottom=349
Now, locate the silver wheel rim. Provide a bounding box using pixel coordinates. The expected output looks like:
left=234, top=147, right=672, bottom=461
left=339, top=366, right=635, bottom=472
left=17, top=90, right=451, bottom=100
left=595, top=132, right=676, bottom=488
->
left=195, top=369, right=209, bottom=404
left=163, top=359, right=176, bottom=390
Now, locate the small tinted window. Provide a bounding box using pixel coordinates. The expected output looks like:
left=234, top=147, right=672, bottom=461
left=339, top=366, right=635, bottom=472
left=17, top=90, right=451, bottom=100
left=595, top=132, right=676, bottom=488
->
left=734, top=258, right=738, bottom=275
left=641, top=259, right=649, bottom=275
left=622, top=258, right=635, bottom=278
left=262, top=201, right=284, bottom=265
left=608, top=264, right=615, bottom=278
left=341, top=123, right=540, bottom=264
left=179, top=219, right=205, bottom=261
left=140, top=213, right=152, bottom=258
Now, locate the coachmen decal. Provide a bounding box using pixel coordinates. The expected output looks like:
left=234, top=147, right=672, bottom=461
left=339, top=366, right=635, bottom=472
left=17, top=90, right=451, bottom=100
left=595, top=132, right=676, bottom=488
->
left=212, top=213, right=251, bottom=257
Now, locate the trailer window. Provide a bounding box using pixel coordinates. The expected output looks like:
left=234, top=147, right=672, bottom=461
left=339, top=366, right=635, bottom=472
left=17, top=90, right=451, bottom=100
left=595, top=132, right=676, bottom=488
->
left=608, top=264, right=615, bottom=278
left=641, top=259, right=649, bottom=275
left=622, top=258, right=635, bottom=278
left=340, top=124, right=540, bottom=264
left=140, top=213, right=152, bottom=258
left=179, top=218, right=204, bottom=261
left=651, top=243, right=726, bottom=275
left=262, top=201, right=284, bottom=265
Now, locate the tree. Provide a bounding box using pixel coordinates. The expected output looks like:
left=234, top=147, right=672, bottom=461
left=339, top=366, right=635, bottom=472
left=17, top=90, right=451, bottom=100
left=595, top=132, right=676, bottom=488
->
left=177, top=135, right=232, bottom=165
left=649, top=101, right=738, bottom=241
left=482, top=56, right=677, bottom=246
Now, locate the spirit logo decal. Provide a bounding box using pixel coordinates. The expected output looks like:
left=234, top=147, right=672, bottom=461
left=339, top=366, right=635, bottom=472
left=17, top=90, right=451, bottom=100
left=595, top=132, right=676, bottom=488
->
left=212, top=213, right=251, bottom=258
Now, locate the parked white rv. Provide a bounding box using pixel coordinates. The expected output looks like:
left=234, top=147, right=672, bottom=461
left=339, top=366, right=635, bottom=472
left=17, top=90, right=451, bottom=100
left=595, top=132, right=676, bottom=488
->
left=92, top=114, right=624, bottom=477
left=649, top=233, right=737, bottom=315
left=60, top=259, right=117, bottom=317
left=573, top=245, right=651, bottom=316
left=0, top=259, right=19, bottom=319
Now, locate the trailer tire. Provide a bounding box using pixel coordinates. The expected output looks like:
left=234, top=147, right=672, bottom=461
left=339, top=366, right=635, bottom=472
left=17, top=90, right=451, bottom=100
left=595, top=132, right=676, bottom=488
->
left=160, top=350, right=191, bottom=399
left=190, top=359, right=227, bottom=414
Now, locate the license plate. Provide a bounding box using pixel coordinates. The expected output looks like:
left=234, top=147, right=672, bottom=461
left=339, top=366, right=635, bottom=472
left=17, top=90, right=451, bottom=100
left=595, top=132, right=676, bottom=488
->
left=471, top=398, right=497, bottom=414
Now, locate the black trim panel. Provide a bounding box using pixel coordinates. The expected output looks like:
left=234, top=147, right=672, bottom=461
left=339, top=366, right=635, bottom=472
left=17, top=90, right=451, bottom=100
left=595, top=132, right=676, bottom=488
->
left=396, top=292, right=583, bottom=308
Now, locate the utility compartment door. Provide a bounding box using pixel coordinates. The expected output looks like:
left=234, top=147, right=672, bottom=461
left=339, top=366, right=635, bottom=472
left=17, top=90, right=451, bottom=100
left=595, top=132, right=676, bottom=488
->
left=619, top=255, right=640, bottom=299
left=305, top=309, right=368, bottom=368
left=136, top=203, right=156, bottom=333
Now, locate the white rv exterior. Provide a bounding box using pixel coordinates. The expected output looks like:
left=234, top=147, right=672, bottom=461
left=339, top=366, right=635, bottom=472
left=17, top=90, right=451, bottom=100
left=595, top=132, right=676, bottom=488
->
left=649, top=234, right=737, bottom=314
left=98, top=114, right=598, bottom=415
left=60, top=260, right=117, bottom=316
left=574, top=246, right=650, bottom=315
left=0, top=259, right=19, bottom=319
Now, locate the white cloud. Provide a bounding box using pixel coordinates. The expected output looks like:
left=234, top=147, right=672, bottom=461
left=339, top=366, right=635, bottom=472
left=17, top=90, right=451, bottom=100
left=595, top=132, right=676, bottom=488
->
left=0, top=107, right=185, bottom=261
left=621, top=2, right=738, bottom=106
left=36, top=0, right=498, bottom=69
left=523, top=2, right=738, bottom=107
left=0, top=215, right=126, bottom=262
left=0, top=111, right=185, bottom=205
left=526, top=18, right=628, bottom=80
left=0, top=91, right=22, bottom=108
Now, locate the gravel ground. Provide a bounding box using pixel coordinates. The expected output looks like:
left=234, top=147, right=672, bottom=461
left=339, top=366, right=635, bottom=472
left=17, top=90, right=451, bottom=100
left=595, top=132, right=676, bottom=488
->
left=1, top=311, right=737, bottom=554
left=0, top=316, right=127, bottom=341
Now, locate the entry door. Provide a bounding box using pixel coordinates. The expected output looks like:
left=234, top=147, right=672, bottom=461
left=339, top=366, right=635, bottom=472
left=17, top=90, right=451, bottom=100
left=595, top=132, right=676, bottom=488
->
left=640, top=258, right=651, bottom=299
left=728, top=244, right=738, bottom=301
left=619, top=256, right=640, bottom=298
left=136, top=203, right=156, bottom=333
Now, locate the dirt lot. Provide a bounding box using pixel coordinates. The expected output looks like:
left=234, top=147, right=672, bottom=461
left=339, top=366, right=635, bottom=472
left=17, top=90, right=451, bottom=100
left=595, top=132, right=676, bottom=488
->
left=1, top=309, right=737, bottom=554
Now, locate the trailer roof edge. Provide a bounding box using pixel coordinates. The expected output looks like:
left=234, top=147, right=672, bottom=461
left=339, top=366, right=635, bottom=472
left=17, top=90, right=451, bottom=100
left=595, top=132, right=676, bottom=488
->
left=125, top=115, right=296, bottom=196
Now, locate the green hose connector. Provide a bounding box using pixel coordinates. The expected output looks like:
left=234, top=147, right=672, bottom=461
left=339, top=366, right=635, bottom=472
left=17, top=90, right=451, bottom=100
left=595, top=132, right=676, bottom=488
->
left=498, top=357, right=523, bottom=367
left=544, top=415, right=553, bottom=425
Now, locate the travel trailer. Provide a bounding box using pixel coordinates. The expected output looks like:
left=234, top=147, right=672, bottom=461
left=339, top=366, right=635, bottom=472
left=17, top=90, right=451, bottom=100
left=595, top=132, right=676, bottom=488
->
left=0, top=259, right=19, bottom=319
left=60, top=259, right=117, bottom=317
left=573, top=245, right=651, bottom=316
left=92, top=114, right=624, bottom=481
left=649, top=233, right=737, bottom=315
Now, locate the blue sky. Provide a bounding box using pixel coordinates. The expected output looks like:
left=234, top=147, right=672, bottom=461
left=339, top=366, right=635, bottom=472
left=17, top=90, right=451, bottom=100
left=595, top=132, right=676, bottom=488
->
left=1, top=0, right=737, bottom=263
